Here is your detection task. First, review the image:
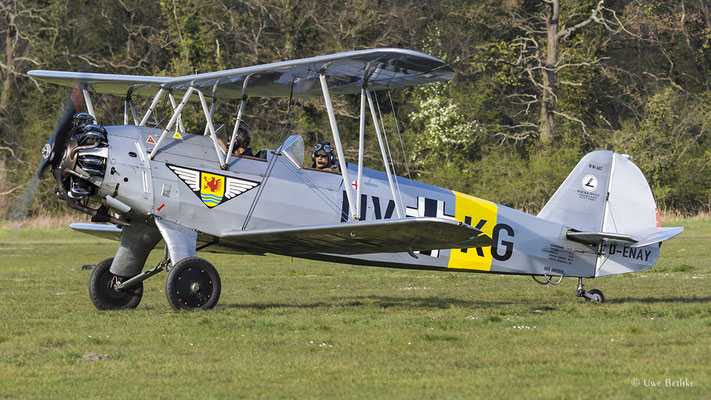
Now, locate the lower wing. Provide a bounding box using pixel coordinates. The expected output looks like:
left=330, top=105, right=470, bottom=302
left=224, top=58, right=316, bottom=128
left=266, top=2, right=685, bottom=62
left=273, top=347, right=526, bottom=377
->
left=222, top=217, right=491, bottom=256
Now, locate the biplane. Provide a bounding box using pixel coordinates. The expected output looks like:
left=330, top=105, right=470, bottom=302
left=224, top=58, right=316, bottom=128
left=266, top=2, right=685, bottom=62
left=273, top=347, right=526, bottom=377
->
left=27, top=48, right=683, bottom=310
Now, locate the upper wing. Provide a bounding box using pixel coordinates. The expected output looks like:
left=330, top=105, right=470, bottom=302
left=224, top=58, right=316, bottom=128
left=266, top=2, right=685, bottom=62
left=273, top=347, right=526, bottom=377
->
left=222, top=217, right=492, bottom=256
left=28, top=48, right=453, bottom=99
left=26, top=71, right=170, bottom=99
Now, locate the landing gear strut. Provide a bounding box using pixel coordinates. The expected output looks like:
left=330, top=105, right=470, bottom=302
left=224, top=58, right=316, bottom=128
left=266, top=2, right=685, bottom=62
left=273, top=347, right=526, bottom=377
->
left=576, top=278, right=604, bottom=303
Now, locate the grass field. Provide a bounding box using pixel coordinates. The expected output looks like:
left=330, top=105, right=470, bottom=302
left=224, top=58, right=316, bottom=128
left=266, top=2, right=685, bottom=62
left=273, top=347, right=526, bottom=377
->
left=0, top=217, right=709, bottom=399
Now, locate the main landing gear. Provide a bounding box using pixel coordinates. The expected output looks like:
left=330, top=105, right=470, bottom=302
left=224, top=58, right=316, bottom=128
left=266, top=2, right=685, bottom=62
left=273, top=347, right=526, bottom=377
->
left=165, top=257, right=221, bottom=311
left=89, top=258, right=143, bottom=310
left=87, top=256, right=221, bottom=311
left=576, top=278, right=604, bottom=303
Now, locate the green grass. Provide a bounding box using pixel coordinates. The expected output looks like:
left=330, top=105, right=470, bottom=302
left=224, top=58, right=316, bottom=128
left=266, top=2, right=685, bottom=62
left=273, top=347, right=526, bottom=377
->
left=1, top=219, right=710, bottom=399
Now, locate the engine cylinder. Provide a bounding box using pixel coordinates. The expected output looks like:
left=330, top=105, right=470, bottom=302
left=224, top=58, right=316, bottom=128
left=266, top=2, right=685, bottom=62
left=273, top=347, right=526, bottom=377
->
left=57, top=115, right=109, bottom=200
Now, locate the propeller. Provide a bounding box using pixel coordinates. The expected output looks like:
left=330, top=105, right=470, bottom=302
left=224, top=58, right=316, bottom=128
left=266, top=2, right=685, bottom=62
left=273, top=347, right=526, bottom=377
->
left=6, top=85, right=85, bottom=226
left=39, top=85, right=85, bottom=175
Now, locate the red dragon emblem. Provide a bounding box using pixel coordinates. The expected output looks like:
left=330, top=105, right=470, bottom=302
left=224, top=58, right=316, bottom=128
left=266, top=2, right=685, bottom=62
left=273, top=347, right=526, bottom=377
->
left=203, top=176, right=223, bottom=193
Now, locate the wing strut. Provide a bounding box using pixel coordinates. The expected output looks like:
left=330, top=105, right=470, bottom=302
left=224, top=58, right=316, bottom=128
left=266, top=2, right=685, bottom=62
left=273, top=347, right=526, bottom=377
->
left=139, top=88, right=166, bottom=127
left=320, top=73, right=357, bottom=220
left=124, top=88, right=139, bottom=125
left=150, top=86, right=194, bottom=160
left=149, top=83, right=226, bottom=169
left=167, top=91, right=186, bottom=134
left=197, top=89, right=227, bottom=168
left=82, top=85, right=96, bottom=119
left=366, top=88, right=403, bottom=218
left=224, top=95, right=247, bottom=168
left=224, top=74, right=251, bottom=168
left=123, top=90, right=130, bottom=125
left=356, top=88, right=366, bottom=219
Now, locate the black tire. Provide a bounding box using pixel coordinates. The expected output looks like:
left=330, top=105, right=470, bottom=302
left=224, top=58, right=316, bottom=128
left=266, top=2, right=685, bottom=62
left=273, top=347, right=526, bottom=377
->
left=165, top=257, right=221, bottom=311
left=88, top=258, right=143, bottom=310
left=586, top=289, right=605, bottom=303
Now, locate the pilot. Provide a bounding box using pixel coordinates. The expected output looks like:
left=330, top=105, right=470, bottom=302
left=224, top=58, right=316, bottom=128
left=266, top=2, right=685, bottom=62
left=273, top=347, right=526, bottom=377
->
left=232, top=126, right=254, bottom=157
left=312, top=141, right=339, bottom=171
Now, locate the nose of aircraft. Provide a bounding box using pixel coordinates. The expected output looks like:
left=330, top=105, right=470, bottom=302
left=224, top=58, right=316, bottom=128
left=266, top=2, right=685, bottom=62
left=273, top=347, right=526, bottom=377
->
left=39, top=85, right=85, bottom=177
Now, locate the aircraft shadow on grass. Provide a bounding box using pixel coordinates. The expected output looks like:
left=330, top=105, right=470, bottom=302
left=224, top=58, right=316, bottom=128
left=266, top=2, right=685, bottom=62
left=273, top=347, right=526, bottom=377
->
left=222, top=296, right=520, bottom=310
left=607, top=296, right=711, bottom=304
left=219, top=295, right=711, bottom=310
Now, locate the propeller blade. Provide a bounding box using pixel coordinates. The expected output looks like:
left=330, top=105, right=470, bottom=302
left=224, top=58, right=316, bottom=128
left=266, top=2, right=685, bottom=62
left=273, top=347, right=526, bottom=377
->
left=38, top=85, right=85, bottom=176
left=7, top=85, right=85, bottom=227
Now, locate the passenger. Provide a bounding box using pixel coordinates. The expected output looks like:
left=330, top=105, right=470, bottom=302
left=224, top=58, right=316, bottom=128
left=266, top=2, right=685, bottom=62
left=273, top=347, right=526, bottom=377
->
left=232, top=126, right=254, bottom=157
left=312, top=141, right=339, bottom=172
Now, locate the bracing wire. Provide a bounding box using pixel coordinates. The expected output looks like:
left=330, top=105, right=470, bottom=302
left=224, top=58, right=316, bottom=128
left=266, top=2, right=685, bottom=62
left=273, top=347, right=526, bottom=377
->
left=153, top=90, right=167, bottom=127
left=214, top=95, right=274, bottom=152
left=241, top=74, right=316, bottom=230
left=387, top=90, right=415, bottom=187
left=284, top=164, right=345, bottom=218
left=153, top=99, right=170, bottom=128
left=88, top=87, right=119, bottom=125
left=372, top=89, right=406, bottom=210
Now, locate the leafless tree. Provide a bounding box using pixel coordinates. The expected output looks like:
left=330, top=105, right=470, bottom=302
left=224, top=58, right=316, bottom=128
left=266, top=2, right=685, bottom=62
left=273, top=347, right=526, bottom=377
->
left=0, top=0, right=44, bottom=116
left=504, top=0, right=623, bottom=142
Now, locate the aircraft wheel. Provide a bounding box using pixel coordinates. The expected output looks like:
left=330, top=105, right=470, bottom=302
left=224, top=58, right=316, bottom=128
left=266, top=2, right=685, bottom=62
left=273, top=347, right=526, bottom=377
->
left=88, top=258, right=143, bottom=310
left=586, top=289, right=605, bottom=303
left=165, top=257, right=221, bottom=311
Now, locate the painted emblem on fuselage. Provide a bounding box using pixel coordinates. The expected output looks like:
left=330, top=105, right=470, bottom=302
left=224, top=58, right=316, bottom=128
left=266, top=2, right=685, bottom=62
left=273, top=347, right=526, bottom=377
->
left=167, top=164, right=260, bottom=208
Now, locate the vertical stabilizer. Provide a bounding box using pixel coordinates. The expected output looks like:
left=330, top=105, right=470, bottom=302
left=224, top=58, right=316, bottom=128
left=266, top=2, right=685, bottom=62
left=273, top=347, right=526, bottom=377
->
left=539, top=151, right=659, bottom=235
left=538, top=150, right=614, bottom=232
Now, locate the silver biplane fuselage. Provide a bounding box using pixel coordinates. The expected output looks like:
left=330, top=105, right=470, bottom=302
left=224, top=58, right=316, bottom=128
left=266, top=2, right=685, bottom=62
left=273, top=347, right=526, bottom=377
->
left=101, top=125, right=580, bottom=273
left=28, top=48, right=682, bottom=310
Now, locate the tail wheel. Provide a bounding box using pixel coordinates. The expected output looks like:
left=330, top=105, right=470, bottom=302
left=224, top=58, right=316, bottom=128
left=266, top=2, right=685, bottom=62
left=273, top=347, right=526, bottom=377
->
left=586, top=289, right=605, bottom=303
left=165, top=257, right=221, bottom=311
left=88, top=258, right=143, bottom=310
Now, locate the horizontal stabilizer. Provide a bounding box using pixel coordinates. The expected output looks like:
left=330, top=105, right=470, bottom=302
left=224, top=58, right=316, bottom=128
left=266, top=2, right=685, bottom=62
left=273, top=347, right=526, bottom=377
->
left=223, top=217, right=491, bottom=256
left=567, top=227, right=684, bottom=247
left=566, top=231, right=635, bottom=245
left=630, top=227, right=684, bottom=248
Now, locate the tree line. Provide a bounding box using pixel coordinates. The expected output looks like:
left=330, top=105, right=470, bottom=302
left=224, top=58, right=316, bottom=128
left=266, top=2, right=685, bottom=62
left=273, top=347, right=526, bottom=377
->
left=1, top=0, right=710, bottom=219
